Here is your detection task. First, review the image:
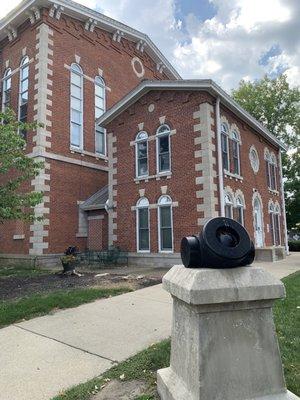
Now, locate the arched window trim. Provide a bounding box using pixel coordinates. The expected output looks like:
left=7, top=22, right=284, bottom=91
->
left=70, top=63, right=83, bottom=149
left=2, top=68, right=12, bottom=111
left=221, top=123, right=230, bottom=171
left=136, top=197, right=150, bottom=252
left=231, top=129, right=241, bottom=175
left=18, top=56, right=30, bottom=139
left=224, top=191, right=233, bottom=219
left=157, top=195, right=173, bottom=252
left=156, top=124, right=171, bottom=174
left=95, top=75, right=106, bottom=155
left=235, top=195, right=244, bottom=225
left=135, top=130, right=149, bottom=178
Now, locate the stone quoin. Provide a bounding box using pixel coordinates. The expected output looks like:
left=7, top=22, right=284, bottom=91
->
left=0, top=0, right=288, bottom=266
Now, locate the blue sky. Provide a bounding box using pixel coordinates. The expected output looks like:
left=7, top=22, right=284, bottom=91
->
left=2, top=0, right=299, bottom=91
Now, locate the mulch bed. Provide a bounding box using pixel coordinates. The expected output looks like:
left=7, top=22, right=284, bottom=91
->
left=0, top=272, right=162, bottom=301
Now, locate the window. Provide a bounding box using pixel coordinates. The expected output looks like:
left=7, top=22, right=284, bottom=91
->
left=2, top=68, right=11, bottom=111
left=265, top=151, right=277, bottom=191
left=95, top=76, right=106, bottom=155
left=135, top=131, right=148, bottom=177
left=231, top=130, right=240, bottom=175
left=136, top=197, right=150, bottom=251
left=221, top=123, right=229, bottom=171
left=19, top=56, right=29, bottom=139
left=235, top=196, right=244, bottom=225
left=249, top=146, right=259, bottom=173
left=158, top=195, right=173, bottom=252
left=156, top=124, right=171, bottom=173
left=224, top=193, right=233, bottom=218
left=269, top=203, right=281, bottom=246
left=70, top=63, right=83, bottom=149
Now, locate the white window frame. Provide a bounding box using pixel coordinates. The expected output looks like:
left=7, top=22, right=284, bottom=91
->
left=136, top=197, right=150, bottom=252
left=18, top=56, right=29, bottom=139
left=156, top=124, right=171, bottom=175
left=224, top=193, right=233, bottom=219
left=231, top=130, right=241, bottom=175
left=70, top=63, right=84, bottom=150
left=235, top=196, right=244, bottom=225
left=221, top=123, right=229, bottom=172
left=135, top=131, right=149, bottom=178
left=2, top=68, right=12, bottom=111
left=158, top=195, right=174, bottom=253
left=95, top=76, right=106, bottom=155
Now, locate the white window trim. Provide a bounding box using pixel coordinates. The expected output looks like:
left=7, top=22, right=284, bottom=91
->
left=156, top=125, right=171, bottom=175
left=157, top=195, right=174, bottom=253
left=70, top=63, right=84, bottom=150
left=136, top=198, right=150, bottom=253
left=95, top=76, right=106, bottom=156
left=2, top=68, right=11, bottom=111
left=235, top=196, right=244, bottom=225
left=135, top=131, right=149, bottom=179
left=18, top=56, right=29, bottom=128
left=221, top=124, right=230, bottom=173
left=231, top=131, right=241, bottom=176
left=249, top=145, right=260, bottom=174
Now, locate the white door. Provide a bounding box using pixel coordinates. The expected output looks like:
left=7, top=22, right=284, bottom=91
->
left=254, top=198, right=263, bottom=247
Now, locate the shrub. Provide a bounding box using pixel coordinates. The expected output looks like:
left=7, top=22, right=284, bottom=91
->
left=288, top=241, right=300, bottom=252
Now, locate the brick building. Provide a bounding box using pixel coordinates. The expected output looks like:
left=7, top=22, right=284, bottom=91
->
left=0, top=0, right=287, bottom=265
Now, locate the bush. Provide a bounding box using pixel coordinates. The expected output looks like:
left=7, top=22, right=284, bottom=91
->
left=288, top=241, right=300, bottom=252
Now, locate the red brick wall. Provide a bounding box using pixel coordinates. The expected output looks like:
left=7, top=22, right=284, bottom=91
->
left=107, top=90, right=285, bottom=254
left=220, top=106, right=284, bottom=247
left=108, top=90, right=215, bottom=253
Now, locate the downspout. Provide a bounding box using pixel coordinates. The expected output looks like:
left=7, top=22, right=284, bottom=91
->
left=216, top=97, right=225, bottom=217
left=279, top=151, right=289, bottom=255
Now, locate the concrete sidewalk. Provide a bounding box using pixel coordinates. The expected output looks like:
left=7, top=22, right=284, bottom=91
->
left=0, top=254, right=299, bottom=400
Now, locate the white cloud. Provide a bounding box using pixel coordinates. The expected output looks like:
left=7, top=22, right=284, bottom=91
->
left=0, top=0, right=22, bottom=19
left=1, top=0, right=299, bottom=91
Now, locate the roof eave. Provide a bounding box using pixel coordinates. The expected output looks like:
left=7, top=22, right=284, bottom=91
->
left=97, top=80, right=286, bottom=151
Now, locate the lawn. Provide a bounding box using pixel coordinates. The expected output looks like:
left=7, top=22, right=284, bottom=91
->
left=0, top=287, right=131, bottom=328
left=52, top=272, right=300, bottom=400
left=0, top=265, right=50, bottom=278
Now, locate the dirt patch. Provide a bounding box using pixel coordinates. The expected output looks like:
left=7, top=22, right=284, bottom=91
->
left=0, top=271, right=162, bottom=301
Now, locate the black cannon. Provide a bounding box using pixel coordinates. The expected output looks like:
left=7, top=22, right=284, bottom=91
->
left=181, top=217, right=255, bottom=268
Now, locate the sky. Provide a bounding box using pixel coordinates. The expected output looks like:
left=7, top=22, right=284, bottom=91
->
left=2, top=0, right=299, bottom=91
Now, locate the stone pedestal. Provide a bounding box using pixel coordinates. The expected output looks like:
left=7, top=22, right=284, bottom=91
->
left=157, top=265, right=299, bottom=400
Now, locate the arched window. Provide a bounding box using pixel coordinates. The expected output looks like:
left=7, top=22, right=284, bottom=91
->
left=19, top=56, right=29, bottom=139
left=224, top=193, right=233, bottom=219
left=158, top=195, right=173, bottom=252
left=269, top=202, right=281, bottom=246
left=265, top=150, right=277, bottom=191
left=231, top=130, right=241, bottom=175
left=136, top=197, right=150, bottom=251
left=156, top=124, right=171, bottom=173
left=135, top=131, right=148, bottom=177
left=221, top=123, right=229, bottom=171
left=235, top=196, right=244, bottom=225
left=70, top=63, right=83, bottom=149
left=95, top=76, right=106, bottom=155
left=2, top=68, right=11, bottom=111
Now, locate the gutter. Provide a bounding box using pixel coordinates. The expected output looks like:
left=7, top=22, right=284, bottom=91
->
left=215, top=97, right=225, bottom=217
left=279, top=151, right=289, bottom=255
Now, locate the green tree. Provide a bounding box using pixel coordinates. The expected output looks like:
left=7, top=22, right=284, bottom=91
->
left=232, top=74, right=300, bottom=229
left=0, top=108, right=43, bottom=222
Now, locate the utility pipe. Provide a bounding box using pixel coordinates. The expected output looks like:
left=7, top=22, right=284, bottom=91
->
left=215, top=97, right=225, bottom=217
left=279, top=151, right=289, bottom=255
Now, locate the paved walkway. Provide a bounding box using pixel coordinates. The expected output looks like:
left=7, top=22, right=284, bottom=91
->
left=0, top=253, right=299, bottom=400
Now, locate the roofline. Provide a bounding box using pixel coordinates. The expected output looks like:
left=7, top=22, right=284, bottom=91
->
left=0, top=0, right=181, bottom=80
left=97, top=79, right=287, bottom=151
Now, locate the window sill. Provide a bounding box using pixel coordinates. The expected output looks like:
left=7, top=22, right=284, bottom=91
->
left=159, top=250, right=174, bottom=254
left=137, top=250, right=151, bottom=254
left=70, top=147, right=108, bottom=160
left=224, top=171, right=243, bottom=181
left=134, top=172, right=172, bottom=183
left=268, top=189, right=279, bottom=195
left=13, top=234, right=25, bottom=240
left=76, top=232, right=88, bottom=238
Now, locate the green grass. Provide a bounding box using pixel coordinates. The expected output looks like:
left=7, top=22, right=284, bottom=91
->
left=0, top=265, right=50, bottom=278
left=0, top=287, right=131, bottom=328
left=52, top=272, right=299, bottom=400
left=273, top=272, right=300, bottom=395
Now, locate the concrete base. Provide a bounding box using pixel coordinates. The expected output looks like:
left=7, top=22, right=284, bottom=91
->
left=255, top=246, right=286, bottom=262
left=157, top=265, right=299, bottom=400
left=128, top=252, right=181, bottom=268
left=157, top=368, right=298, bottom=400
